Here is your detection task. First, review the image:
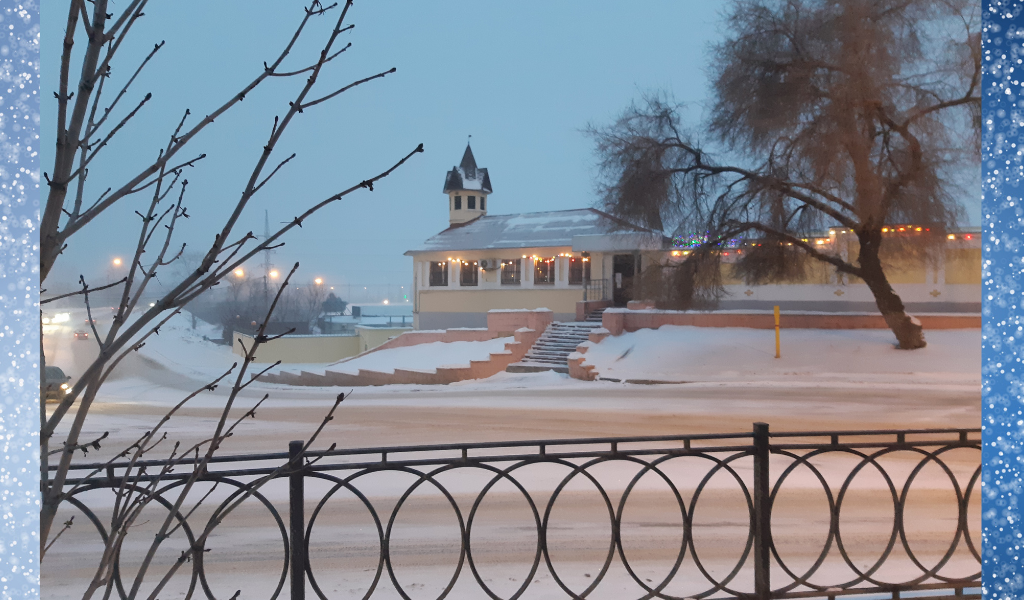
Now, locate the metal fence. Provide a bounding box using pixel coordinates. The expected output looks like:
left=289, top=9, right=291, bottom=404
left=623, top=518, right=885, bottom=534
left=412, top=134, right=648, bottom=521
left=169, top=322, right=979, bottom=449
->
left=53, top=424, right=980, bottom=600
left=583, top=278, right=609, bottom=302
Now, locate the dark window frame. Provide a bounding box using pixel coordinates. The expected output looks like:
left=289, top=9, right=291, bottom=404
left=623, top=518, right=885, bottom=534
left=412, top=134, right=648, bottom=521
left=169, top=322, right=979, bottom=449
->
left=460, top=260, right=479, bottom=286
left=534, top=257, right=556, bottom=285
left=480, top=196, right=486, bottom=211
left=501, top=259, right=522, bottom=285
left=454, top=195, right=462, bottom=210
left=468, top=195, right=476, bottom=210
left=429, top=261, right=449, bottom=287
left=568, top=256, right=591, bottom=285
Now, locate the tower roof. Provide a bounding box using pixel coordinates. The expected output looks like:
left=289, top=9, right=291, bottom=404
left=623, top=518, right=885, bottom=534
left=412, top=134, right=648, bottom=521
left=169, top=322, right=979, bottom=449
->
left=443, top=143, right=492, bottom=194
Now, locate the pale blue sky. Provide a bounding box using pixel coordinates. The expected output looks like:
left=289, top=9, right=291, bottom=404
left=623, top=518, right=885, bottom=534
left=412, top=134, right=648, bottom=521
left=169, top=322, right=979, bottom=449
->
left=41, top=2, right=978, bottom=301
left=40, top=2, right=725, bottom=299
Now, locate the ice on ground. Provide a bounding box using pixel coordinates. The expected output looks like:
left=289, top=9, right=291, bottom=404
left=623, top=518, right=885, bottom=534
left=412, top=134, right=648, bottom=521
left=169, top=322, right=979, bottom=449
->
left=581, top=326, right=980, bottom=384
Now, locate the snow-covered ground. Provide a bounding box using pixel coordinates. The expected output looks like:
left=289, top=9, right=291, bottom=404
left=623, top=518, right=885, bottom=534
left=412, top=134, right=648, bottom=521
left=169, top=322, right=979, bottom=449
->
left=580, top=325, right=980, bottom=386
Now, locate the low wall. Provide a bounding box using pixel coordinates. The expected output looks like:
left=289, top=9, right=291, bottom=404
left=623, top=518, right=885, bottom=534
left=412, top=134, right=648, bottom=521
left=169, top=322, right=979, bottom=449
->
left=487, top=309, right=555, bottom=336
left=601, top=309, right=981, bottom=335
left=233, top=332, right=361, bottom=364
left=262, top=308, right=554, bottom=386
left=575, top=300, right=612, bottom=321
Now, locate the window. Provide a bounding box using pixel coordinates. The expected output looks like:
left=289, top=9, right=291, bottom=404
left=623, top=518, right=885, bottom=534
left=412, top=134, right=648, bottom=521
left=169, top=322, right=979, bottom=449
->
left=468, top=196, right=476, bottom=209
left=429, top=261, right=448, bottom=286
left=568, top=256, right=590, bottom=285
left=480, top=196, right=486, bottom=211
left=454, top=196, right=462, bottom=210
left=501, top=259, right=521, bottom=285
left=534, top=257, right=556, bottom=284
left=460, top=261, right=478, bottom=286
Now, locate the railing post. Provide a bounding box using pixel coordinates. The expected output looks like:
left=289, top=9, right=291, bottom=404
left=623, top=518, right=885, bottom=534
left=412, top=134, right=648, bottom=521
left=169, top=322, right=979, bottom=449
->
left=289, top=440, right=306, bottom=600
left=753, top=422, right=771, bottom=600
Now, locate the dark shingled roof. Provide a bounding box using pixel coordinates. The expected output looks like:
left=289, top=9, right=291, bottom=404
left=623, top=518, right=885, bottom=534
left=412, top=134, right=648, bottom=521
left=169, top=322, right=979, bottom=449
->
left=443, top=144, right=492, bottom=194
left=406, top=208, right=660, bottom=253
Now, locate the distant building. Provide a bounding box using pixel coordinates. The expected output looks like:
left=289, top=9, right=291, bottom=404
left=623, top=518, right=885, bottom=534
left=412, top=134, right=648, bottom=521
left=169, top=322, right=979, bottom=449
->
left=405, top=145, right=667, bottom=329
left=319, top=303, right=413, bottom=334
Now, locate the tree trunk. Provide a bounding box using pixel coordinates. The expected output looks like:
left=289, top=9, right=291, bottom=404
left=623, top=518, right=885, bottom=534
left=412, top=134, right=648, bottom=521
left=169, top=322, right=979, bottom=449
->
left=857, top=228, right=926, bottom=349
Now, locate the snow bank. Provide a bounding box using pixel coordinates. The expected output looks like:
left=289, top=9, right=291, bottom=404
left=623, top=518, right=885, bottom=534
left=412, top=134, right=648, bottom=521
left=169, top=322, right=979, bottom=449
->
left=313, top=337, right=514, bottom=376
left=134, top=312, right=238, bottom=380
left=581, top=325, right=980, bottom=384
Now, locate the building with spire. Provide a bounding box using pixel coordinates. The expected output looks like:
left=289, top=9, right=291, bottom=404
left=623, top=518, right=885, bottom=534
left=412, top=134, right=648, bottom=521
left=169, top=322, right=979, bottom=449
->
left=405, top=143, right=980, bottom=330
left=405, top=144, right=667, bottom=329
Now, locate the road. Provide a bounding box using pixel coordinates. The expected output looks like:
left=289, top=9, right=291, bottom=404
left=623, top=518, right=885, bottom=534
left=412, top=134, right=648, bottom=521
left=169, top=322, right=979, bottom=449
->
left=41, top=308, right=981, bottom=599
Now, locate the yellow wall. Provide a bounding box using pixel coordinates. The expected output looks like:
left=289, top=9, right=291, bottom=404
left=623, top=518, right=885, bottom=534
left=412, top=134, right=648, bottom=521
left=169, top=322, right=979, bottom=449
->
left=234, top=333, right=360, bottom=364
left=419, top=288, right=584, bottom=314
left=233, top=327, right=413, bottom=362
left=945, top=248, right=982, bottom=284
left=355, top=326, right=410, bottom=352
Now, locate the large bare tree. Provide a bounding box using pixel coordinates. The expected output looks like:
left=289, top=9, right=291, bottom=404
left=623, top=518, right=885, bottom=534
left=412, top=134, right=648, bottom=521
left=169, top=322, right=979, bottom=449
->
left=589, top=0, right=980, bottom=349
left=39, top=0, right=422, bottom=588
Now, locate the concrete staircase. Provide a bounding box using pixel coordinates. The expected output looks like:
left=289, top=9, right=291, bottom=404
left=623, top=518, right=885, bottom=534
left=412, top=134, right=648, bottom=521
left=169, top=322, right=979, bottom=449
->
left=506, top=319, right=604, bottom=374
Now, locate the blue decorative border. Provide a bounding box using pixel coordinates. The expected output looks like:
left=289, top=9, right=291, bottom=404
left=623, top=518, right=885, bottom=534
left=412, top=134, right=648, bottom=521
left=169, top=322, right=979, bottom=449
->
left=982, top=1, right=1024, bottom=599
left=0, top=2, right=1011, bottom=600
left=0, top=1, right=39, bottom=599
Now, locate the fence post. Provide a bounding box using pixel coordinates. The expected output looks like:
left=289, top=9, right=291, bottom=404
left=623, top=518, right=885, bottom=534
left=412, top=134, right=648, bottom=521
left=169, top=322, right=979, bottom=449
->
left=753, top=422, right=771, bottom=600
left=289, top=440, right=306, bottom=600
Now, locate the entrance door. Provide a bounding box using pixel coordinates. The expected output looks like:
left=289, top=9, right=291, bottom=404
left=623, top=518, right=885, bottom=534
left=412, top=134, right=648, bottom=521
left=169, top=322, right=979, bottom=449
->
left=612, top=254, right=637, bottom=307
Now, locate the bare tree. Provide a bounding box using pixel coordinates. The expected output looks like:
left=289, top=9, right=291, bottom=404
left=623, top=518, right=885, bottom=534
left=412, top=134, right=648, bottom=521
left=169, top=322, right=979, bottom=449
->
left=302, top=281, right=330, bottom=329
left=588, top=0, right=980, bottom=349
left=39, top=0, right=422, bottom=570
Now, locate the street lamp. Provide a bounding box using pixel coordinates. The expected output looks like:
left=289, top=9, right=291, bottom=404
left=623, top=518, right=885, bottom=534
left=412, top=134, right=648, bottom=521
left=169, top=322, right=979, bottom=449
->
left=234, top=268, right=245, bottom=278
left=112, top=257, right=122, bottom=267
left=269, top=270, right=279, bottom=279
left=314, top=277, right=323, bottom=285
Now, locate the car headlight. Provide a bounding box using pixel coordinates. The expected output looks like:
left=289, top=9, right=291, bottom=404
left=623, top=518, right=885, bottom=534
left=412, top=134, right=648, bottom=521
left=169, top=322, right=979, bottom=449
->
left=60, top=383, right=70, bottom=391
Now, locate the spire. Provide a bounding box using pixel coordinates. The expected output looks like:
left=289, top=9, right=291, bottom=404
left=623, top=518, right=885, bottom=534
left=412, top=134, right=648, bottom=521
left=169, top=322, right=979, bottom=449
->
left=442, top=141, right=492, bottom=194
left=459, top=144, right=477, bottom=180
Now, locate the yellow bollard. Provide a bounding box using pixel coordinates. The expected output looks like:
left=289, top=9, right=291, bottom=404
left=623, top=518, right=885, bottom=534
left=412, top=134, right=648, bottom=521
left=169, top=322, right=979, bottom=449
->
left=774, top=305, right=781, bottom=359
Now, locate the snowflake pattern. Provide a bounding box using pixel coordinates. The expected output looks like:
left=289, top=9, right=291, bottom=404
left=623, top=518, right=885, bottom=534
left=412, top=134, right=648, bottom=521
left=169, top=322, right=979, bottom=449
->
left=0, top=1, right=39, bottom=599
left=983, top=1, right=1024, bottom=598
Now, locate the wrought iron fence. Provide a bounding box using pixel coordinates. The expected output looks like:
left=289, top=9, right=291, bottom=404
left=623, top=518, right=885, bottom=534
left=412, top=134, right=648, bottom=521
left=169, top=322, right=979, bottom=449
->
left=51, top=424, right=981, bottom=600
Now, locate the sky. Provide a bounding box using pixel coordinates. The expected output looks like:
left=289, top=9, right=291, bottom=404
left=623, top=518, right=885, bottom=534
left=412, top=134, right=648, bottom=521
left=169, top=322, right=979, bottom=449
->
left=39, top=1, right=981, bottom=303
left=39, top=1, right=726, bottom=301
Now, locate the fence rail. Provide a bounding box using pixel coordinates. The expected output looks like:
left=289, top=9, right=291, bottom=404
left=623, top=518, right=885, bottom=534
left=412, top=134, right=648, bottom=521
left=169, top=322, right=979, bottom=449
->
left=583, top=278, right=610, bottom=302
left=52, top=424, right=981, bottom=600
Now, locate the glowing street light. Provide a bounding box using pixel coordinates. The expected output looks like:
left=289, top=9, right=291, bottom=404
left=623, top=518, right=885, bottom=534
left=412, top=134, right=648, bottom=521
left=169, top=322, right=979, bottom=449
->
left=112, top=257, right=122, bottom=266
left=234, top=268, right=245, bottom=278
left=269, top=270, right=280, bottom=279
left=314, top=278, right=323, bottom=285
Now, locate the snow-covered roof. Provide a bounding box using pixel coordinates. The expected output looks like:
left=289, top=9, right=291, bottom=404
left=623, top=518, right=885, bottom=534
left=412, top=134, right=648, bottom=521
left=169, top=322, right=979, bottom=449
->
left=443, top=144, right=492, bottom=194
left=406, top=208, right=662, bottom=253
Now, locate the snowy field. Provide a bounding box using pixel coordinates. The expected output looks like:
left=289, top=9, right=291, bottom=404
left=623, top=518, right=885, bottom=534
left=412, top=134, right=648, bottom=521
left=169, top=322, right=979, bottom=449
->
left=41, top=309, right=981, bottom=599
left=581, top=325, right=981, bottom=386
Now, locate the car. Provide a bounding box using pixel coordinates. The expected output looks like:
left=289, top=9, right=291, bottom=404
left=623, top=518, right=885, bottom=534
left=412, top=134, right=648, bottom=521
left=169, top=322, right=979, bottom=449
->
left=74, top=330, right=89, bottom=340
left=44, top=366, right=72, bottom=402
